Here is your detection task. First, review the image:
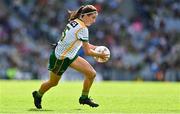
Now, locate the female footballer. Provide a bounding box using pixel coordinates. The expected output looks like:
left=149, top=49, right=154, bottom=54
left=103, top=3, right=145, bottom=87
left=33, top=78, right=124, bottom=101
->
left=32, top=5, right=108, bottom=109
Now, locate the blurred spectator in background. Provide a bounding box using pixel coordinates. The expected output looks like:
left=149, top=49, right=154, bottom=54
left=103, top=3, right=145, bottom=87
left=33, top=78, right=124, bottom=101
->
left=0, top=0, right=179, bottom=81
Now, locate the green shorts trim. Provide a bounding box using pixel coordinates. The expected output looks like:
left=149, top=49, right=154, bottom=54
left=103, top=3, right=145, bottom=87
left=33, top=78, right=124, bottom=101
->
left=48, top=50, right=78, bottom=76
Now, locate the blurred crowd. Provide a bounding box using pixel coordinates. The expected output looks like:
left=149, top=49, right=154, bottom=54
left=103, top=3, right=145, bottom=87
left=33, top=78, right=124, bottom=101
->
left=0, top=0, right=180, bottom=81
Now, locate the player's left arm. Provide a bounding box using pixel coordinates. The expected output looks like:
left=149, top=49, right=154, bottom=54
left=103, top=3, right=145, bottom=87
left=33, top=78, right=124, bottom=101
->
left=77, top=27, right=105, bottom=57
left=88, top=43, right=97, bottom=50
left=82, top=42, right=108, bottom=58
left=77, top=28, right=97, bottom=50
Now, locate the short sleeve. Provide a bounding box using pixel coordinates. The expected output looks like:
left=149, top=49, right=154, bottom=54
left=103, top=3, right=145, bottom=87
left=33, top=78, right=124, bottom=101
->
left=76, top=28, right=89, bottom=42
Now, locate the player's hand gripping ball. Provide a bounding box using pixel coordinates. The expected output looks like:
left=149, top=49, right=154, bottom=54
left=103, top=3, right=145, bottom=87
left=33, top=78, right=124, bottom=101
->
left=94, top=46, right=110, bottom=63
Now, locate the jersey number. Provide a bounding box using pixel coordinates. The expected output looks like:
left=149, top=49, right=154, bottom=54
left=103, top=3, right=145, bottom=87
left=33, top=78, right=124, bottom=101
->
left=60, top=21, right=78, bottom=41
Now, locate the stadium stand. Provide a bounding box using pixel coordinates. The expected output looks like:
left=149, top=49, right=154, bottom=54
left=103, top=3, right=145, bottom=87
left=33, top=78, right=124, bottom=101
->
left=0, top=0, right=179, bottom=81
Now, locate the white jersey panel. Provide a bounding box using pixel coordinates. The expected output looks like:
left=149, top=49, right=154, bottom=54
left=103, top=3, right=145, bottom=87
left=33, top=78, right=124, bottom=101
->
left=55, top=19, right=88, bottom=60
left=77, top=28, right=89, bottom=41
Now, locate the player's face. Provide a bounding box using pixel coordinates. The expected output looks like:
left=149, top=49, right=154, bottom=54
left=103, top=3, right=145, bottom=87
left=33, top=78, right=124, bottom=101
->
left=84, top=13, right=97, bottom=26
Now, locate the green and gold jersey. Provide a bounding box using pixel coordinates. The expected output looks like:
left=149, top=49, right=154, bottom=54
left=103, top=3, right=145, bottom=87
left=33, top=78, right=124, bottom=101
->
left=55, top=19, right=88, bottom=60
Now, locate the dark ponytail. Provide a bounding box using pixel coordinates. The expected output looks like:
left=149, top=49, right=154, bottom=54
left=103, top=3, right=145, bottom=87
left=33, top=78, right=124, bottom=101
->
left=68, top=6, right=84, bottom=21
left=68, top=5, right=97, bottom=21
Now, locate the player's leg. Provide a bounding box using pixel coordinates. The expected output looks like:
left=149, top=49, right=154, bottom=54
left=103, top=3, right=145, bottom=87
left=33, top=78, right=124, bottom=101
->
left=70, top=56, right=99, bottom=107
left=39, top=71, right=61, bottom=95
left=32, top=71, right=61, bottom=109
left=32, top=50, right=77, bottom=109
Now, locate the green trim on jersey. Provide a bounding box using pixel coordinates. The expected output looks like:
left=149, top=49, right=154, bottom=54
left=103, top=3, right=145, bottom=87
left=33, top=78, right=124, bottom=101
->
left=48, top=50, right=78, bottom=76
left=79, top=38, right=89, bottom=42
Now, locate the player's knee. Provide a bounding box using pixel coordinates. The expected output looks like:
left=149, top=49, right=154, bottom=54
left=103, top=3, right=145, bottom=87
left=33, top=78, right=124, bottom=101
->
left=87, top=69, right=96, bottom=79
left=91, top=69, right=96, bottom=78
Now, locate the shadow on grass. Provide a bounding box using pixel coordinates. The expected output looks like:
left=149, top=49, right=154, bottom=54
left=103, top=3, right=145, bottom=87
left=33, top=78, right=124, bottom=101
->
left=73, top=108, right=83, bottom=111
left=28, top=108, right=54, bottom=112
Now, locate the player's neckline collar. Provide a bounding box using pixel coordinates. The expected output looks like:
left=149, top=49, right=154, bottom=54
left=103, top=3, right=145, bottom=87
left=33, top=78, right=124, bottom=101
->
left=76, top=18, right=86, bottom=27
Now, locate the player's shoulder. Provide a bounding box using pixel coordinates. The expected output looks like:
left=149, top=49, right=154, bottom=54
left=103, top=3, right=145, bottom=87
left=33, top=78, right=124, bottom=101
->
left=79, top=27, right=88, bottom=34
left=74, top=19, right=87, bottom=28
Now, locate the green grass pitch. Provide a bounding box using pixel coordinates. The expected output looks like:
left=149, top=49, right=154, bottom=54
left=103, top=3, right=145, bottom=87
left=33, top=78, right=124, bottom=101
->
left=0, top=80, right=180, bottom=114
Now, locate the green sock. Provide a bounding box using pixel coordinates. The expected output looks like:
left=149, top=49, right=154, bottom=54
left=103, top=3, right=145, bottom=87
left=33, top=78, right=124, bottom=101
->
left=81, top=91, right=89, bottom=99
left=37, top=91, right=43, bottom=97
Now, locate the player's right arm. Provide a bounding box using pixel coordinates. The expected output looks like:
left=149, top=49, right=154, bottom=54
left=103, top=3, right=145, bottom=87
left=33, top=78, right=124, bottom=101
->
left=76, top=27, right=108, bottom=58
left=82, top=42, right=108, bottom=59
